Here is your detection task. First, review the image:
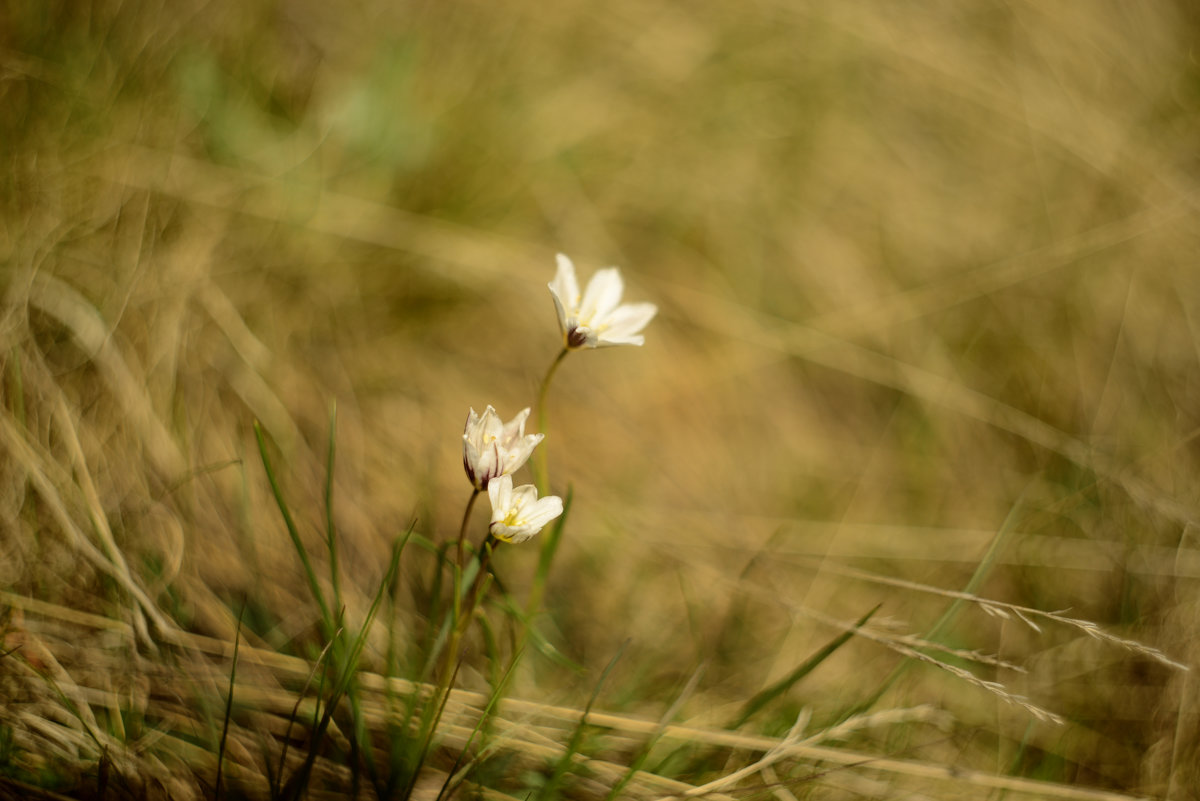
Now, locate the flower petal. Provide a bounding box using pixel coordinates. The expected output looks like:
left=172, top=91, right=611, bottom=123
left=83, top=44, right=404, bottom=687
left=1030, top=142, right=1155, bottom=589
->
left=548, top=254, right=655, bottom=350
left=487, top=474, right=513, bottom=515
left=593, top=333, right=643, bottom=348
left=510, top=482, right=539, bottom=513
left=599, top=302, right=657, bottom=345
left=488, top=478, right=563, bottom=544
left=548, top=254, right=581, bottom=333
left=480, top=407, right=503, bottom=443
left=526, top=495, right=564, bottom=528
left=464, top=406, right=543, bottom=489
left=579, top=267, right=625, bottom=324
left=516, top=432, right=544, bottom=466
left=501, top=407, right=532, bottom=443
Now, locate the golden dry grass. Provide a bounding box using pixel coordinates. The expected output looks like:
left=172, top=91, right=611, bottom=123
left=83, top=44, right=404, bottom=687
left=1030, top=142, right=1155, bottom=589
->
left=3, top=1, right=1200, bottom=798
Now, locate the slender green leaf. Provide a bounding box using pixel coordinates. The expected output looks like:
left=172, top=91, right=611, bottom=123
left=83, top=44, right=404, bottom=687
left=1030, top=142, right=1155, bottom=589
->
left=731, top=604, right=880, bottom=730
left=605, top=664, right=705, bottom=801
left=324, top=402, right=343, bottom=626
left=275, top=630, right=341, bottom=799
left=846, top=493, right=1027, bottom=719
left=281, top=528, right=410, bottom=800
left=436, top=650, right=524, bottom=801
left=536, top=639, right=629, bottom=801
left=214, top=605, right=244, bottom=800
left=253, top=421, right=333, bottom=634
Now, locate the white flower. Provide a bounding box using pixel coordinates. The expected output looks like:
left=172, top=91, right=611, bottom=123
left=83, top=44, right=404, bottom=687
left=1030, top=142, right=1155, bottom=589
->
left=462, top=405, right=543, bottom=490
left=487, top=475, right=563, bottom=544
left=548, top=253, right=658, bottom=349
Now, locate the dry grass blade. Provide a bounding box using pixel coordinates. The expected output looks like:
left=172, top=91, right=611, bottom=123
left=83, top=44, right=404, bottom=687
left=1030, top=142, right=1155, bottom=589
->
left=0, top=411, right=169, bottom=645
left=671, top=551, right=1070, bottom=723
left=2, top=593, right=1155, bottom=801
left=83, top=146, right=546, bottom=282
left=24, top=273, right=185, bottom=479
left=865, top=633, right=1025, bottom=673
left=810, top=559, right=1189, bottom=671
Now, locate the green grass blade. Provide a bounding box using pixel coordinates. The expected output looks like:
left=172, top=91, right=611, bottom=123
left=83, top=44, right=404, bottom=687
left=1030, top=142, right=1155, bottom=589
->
left=419, top=543, right=460, bottom=684
left=926, top=493, right=1027, bottom=641
left=281, top=529, right=410, bottom=800
left=529, top=487, right=572, bottom=617
left=324, top=401, right=343, bottom=626
left=214, top=604, right=244, bottom=801
left=474, top=606, right=503, bottom=688
left=344, top=683, right=370, bottom=800
left=604, top=663, right=705, bottom=801
left=253, top=420, right=333, bottom=635
left=731, top=604, right=880, bottom=730
left=402, top=656, right=462, bottom=801
left=274, top=631, right=341, bottom=799
left=498, top=587, right=582, bottom=672
left=349, top=531, right=414, bottom=798
left=846, top=493, right=1027, bottom=719
left=515, top=488, right=573, bottom=674
left=415, top=538, right=456, bottom=676
left=436, top=650, right=524, bottom=801
left=536, top=638, right=629, bottom=801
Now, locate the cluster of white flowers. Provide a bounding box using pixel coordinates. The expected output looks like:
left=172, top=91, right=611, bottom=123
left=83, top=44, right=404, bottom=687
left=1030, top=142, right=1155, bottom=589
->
left=461, top=254, right=656, bottom=544
left=461, top=403, right=560, bottom=542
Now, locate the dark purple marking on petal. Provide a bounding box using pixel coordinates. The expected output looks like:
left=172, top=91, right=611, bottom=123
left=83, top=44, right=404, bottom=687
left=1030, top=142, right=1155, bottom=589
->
left=567, top=327, right=590, bottom=349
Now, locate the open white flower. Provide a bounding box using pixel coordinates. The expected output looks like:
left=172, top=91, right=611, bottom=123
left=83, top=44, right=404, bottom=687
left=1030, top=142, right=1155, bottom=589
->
left=487, top=475, right=563, bottom=544
left=548, top=253, right=658, bottom=349
left=462, top=405, right=543, bottom=490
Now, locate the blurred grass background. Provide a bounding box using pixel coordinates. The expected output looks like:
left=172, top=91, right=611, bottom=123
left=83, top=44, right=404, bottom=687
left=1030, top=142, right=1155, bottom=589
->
left=3, top=0, right=1200, bottom=797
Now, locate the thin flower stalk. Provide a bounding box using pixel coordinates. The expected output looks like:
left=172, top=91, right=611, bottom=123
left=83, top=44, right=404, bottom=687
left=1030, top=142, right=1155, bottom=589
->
left=454, top=489, right=482, bottom=568
left=533, top=347, right=569, bottom=494
left=441, top=478, right=562, bottom=684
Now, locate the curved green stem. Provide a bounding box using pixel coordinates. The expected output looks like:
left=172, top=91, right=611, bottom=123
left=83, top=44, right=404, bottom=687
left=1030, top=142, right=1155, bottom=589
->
left=533, top=347, right=569, bottom=495
left=455, top=489, right=482, bottom=568
left=465, top=535, right=498, bottom=608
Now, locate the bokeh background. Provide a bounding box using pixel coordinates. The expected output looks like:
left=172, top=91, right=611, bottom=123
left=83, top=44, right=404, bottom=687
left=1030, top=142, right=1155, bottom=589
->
left=4, top=0, right=1200, bottom=797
